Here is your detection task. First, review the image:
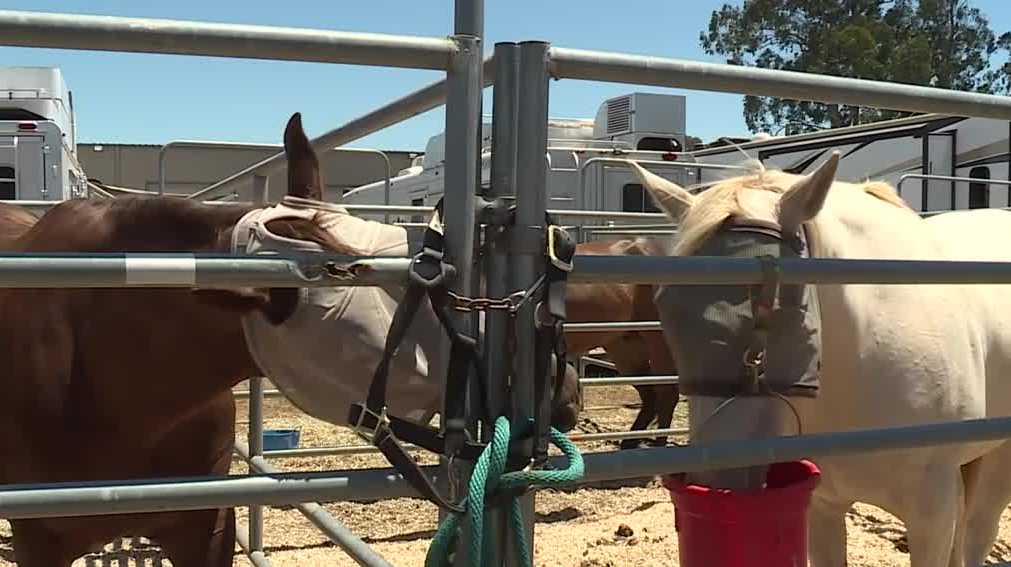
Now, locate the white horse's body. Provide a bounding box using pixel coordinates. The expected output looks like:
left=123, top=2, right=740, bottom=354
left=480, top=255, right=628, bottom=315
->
left=805, top=205, right=1011, bottom=567
left=632, top=155, right=1011, bottom=567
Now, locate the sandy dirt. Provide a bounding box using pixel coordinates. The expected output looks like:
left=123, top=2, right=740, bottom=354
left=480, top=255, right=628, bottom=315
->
left=4, top=382, right=1011, bottom=566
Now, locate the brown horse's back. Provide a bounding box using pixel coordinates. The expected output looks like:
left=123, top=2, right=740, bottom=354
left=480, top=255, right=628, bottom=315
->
left=0, top=196, right=256, bottom=566
left=0, top=201, right=38, bottom=250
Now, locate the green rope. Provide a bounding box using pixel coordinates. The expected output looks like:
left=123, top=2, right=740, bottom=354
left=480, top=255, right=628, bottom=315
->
left=425, top=416, right=585, bottom=567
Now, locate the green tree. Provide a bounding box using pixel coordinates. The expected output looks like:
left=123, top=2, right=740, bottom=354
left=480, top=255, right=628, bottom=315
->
left=700, top=0, right=1006, bottom=135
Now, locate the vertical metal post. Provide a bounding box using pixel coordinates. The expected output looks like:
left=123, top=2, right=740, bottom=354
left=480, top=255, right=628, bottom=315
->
left=506, top=40, right=551, bottom=566
left=253, top=174, right=269, bottom=205
left=247, top=375, right=265, bottom=554
left=441, top=1, right=484, bottom=565
left=482, top=41, right=520, bottom=567
left=248, top=170, right=269, bottom=558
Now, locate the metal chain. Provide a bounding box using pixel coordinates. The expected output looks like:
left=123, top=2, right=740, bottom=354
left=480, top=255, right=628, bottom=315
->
left=446, top=275, right=546, bottom=314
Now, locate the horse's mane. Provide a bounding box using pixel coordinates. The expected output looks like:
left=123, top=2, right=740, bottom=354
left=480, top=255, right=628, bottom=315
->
left=20, top=196, right=349, bottom=254
left=673, top=165, right=915, bottom=256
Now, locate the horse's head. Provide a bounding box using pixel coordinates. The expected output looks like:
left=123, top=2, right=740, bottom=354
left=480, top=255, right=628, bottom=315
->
left=195, top=112, right=347, bottom=324
left=551, top=358, right=583, bottom=433
left=628, top=154, right=844, bottom=489
left=212, top=112, right=583, bottom=435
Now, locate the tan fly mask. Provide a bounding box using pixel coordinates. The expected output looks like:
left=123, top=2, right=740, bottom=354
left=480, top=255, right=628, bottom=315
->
left=233, top=196, right=445, bottom=426
left=654, top=218, right=822, bottom=399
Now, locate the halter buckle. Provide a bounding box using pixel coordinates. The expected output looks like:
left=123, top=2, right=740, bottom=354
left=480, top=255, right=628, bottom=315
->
left=546, top=225, right=574, bottom=272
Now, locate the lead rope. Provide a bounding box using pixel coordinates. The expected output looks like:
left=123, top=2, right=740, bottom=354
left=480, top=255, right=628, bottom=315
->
left=424, top=416, right=584, bottom=567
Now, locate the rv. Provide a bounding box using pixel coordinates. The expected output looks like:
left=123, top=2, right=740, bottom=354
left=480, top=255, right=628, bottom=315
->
left=341, top=92, right=708, bottom=225
left=693, top=114, right=1011, bottom=213
left=343, top=93, right=1011, bottom=219
left=0, top=66, right=87, bottom=203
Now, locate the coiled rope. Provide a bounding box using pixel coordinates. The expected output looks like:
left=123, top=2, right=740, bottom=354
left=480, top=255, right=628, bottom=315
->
left=425, top=416, right=584, bottom=567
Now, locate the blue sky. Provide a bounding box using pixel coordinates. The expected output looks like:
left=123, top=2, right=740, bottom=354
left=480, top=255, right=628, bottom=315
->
left=2, top=1, right=1010, bottom=151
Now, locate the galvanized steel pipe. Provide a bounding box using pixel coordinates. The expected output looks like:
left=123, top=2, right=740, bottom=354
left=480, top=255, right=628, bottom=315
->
left=235, top=528, right=273, bottom=567
left=194, top=57, right=496, bottom=199
left=0, top=10, right=457, bottom=70
left=235, top=441, right=396, bottom=567
left=9, top=416, right=1011, bottom=514
left=580, top=375, right=678, bottom=387
left=568, top=255, right=1011, bottom=285
left=564, top=321, right=663, bottom=333
left=550, top=47, right=1011, bottom=120
left=0, top=254, right=410, bottom=288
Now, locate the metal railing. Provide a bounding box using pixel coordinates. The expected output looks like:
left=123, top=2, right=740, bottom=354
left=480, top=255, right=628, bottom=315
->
left=188, top=58, right=497, bottom=201
left=158, top=140, right=393, bottom=212
left=5, top=5, right=1011, bottom=566
left=897, top=173, right=1011, bottom=214
left=578, top=156, right=749, bottom=199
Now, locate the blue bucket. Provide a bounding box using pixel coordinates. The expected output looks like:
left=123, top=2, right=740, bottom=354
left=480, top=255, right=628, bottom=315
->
left=262, top=428, right=301, bottom=451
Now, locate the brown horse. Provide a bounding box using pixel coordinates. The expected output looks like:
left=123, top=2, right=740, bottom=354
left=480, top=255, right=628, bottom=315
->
left=565, top=237, right=680, bottom=449
left=0, top=113, right=582, bottom=566
left=0, top=201, right=38, bottom=247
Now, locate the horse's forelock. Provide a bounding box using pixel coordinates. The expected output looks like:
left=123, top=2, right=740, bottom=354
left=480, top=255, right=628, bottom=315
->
left=673, top=167, right=914, bottom=255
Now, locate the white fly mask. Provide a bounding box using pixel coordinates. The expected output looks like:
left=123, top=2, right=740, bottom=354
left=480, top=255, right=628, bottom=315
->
left=233, top=196, right=444, bottom=426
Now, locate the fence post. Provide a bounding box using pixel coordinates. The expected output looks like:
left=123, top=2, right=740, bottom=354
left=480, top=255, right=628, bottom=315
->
left=482, top=40, right=520, bottom=566
left=245, top=181, right=269, bottom=560
left=247, top=375, right=265, bottom=555
left=505, top=40, right=551, bottom=566
left=252, top=174, right=269, bottom=205
left=441, top=0, right=484, bottom=564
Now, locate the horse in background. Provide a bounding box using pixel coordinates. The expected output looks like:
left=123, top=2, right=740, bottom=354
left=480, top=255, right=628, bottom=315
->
left=632, top=153, right=1011, bottom=567
left=565, top=237, right=679, bottom=449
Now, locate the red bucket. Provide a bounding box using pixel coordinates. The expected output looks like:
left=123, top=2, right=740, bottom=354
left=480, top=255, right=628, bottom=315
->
left=662, top=460, right=821, bottom=567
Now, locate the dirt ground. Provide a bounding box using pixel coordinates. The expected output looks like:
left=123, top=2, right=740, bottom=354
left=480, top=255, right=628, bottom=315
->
left=4, top=382, right=1011, bottom=566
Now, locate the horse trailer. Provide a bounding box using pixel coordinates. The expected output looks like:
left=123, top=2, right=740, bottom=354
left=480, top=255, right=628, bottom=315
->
left=692, top=113, right=1011, bottom=213
left=343, top=94, right=1011, bottom=220
left=0, top=66, right=87, bottom=203
left=340, top=92, right=705, bottom=225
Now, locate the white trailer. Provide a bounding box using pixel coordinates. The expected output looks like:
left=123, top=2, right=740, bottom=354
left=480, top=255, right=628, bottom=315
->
left=692, top=114, right=1011, bottom=213
left=345, top=92, right=1011, bottom=219
left=341, top=92, right=722, bottom=225
left=0, top=66, right=87, bottom=204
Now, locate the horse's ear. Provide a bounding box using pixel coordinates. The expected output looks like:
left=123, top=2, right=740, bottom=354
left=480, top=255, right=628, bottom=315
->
left=628, top=161, right=694, bottom=221
left=779, top=151, right=839, bottom=232
left=283, top=112, right=324, bottom=201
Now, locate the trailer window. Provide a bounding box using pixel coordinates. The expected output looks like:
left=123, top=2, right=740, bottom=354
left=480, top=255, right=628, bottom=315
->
left=411, top=198, right=425, bottom=223
left=637, top=137, right=682, bottom=152
left=969, top=166, right=990, bottom=209
left=622, top=183, right=661, bottom=213
left=0, top=166, right=14, bottom=200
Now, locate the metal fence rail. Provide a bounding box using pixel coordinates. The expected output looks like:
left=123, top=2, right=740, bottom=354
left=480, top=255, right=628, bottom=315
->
left=191, top=58, right=496, bottom=200
left=234, top=441, right=395, bottom=567
left=549, top=47, right=1011, bottom=119
left=257, top=427, right=691, bottom=460
left=5, top=253, right=1011, bottom=287
left=7, top=416, right=1011, bottom=517
left=0, top=10, right=456, bottom=71
left=8, top=3, right=1011, bottom=565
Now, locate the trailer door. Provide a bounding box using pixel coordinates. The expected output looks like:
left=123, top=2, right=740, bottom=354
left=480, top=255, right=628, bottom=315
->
left=0, top=136, right=14, bottom=199
left=16, top=135, right=47, bottom=200
left=922, top=131, right=955, bottom=211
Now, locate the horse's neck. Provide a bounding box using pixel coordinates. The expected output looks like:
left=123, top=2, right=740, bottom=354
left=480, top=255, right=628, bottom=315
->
left=811, top=195, right=938, bottom=261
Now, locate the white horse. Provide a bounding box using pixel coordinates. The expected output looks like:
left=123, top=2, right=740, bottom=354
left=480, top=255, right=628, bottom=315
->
left=630, top=152, right=1011, bottom=567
